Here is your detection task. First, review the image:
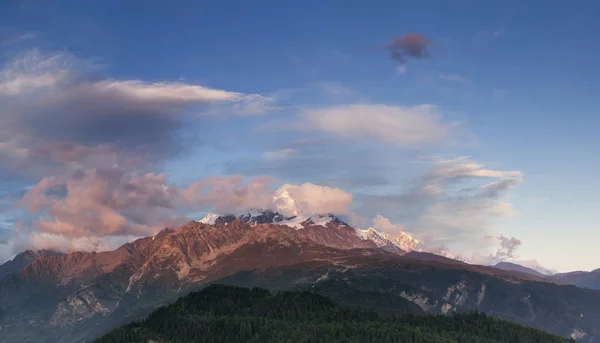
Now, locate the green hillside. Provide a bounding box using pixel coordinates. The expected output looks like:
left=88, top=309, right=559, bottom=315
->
left=95, top=284, right=573, bottom=343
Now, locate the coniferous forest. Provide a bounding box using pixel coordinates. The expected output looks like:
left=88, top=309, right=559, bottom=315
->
left=94, top=284, right=574, bottom=343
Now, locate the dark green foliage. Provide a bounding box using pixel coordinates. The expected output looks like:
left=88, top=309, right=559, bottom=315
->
left=95, top=284, right=572, bottom=343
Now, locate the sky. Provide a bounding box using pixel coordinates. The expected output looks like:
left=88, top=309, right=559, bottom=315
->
left=0, top=0, right=599, bottom=272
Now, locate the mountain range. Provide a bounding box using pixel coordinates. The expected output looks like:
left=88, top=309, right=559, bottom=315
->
left=0, top=209, right=597, bottom=342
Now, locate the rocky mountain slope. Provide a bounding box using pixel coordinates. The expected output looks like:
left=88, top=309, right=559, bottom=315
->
left=0, top=209, right=597, bottom=342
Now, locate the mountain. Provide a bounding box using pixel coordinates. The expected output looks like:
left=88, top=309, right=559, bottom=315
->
left=216, top=255, right=598, bottom=342
left=95, top=284, right=571, bottom=343
left=0, top=249, right=64, bottom=281
left=550, top=270, right=600, bottom=290
left=494, top=261, right=547, bottom=277
left=0, top=211, right=598, bottom=342
left=379, top=230, right=420, bottom=251
left=355, top=227, right=406, bottom=255
left=404, top=250, right=468, bottom=265
left=511, top=259, right=556, bottom=276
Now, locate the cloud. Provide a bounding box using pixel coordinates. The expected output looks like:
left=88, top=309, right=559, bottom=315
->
left=439, top=73, right=471, bottom=84
left=371, top=214, right=405, bottom=234
left=181, top=175, right=280, bottom=215
left=182, top=176, right=352, bottom=217
left=20, top=167, right=187, bottom=238
left=200, top=94, right=282, bottom=116
left=0, top=50, right=244, bottom=164
left=489, top=235, right=522, bottom=259
left=358, top=157, right=523, bottom=250
left=262, top=149, right=297, bottom=161
left=274, top=183, right=353, bottom=217
left=295, top=104, right=456, bottom=146
left=0, top=49, right=275, bottom=254
left=389, top=33, right=430, bottom=62
left=0, top=32, right=36, bottom=46
left=388, top=33, right=431, bottom=67
left=15, top=168, right=353, bottom=253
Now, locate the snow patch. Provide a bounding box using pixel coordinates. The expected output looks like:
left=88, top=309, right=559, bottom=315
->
left=199, top=213, right=219, bottom=225
left=571, top=329, right=587, bottom=340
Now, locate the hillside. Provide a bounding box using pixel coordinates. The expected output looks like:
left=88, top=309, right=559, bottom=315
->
left=95, top=284, right=571, bottom=343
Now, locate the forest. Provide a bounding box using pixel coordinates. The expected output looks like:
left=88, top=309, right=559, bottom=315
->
left=95, top=284, right=574, bottom=343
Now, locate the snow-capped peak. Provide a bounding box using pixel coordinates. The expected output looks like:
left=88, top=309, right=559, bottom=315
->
left=356, top=227, right=388, bottom=246
left=238, top=208, right=287, bottom=224
left=379, top=231, right=420, bottom=252
left=199, top=213, right=219, bottom=225
left=355, top=227, right=421, bottom=252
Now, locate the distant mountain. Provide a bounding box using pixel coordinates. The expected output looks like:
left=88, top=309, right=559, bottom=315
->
left=0, top=249, right=64, bottom=281
left=404, top=250, right=468, bottom=265
left=550, top=270, right=600, bottom=290
left=0, top=210, right=597, bottom=342
left=95, top=284, right=571, bottom=343
left=510, top=259, right=556, bottom=276
left=494, top=261, right=547, bottom=277
left=354, top=227, right=406, bottom=255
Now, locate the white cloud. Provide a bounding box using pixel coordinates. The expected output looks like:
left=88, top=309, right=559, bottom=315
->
left=274, top=183, right=353, bottom=217
left=359, top=156, right=523, bottom=254
left=372, top=214, right=405, bottom=234
left=262, top=149, right=297, bottom=161
left=297, top=104, right=456, bottom=146
left=439, top=73, right=471, bottom=84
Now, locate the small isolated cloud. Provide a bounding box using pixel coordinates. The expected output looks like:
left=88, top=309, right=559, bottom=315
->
left=296, top=104, right=456, bottom=146
left=439, top=73, right=471, bottom=84
left=262, top=149, right=297, bottom=161
left=488, top=235, right=522, bottom=260
left=387, top=33, right=431, bottom=71
left=388, top=33, right=431, bottom=63
left=201, top=94, right=282, bottom=116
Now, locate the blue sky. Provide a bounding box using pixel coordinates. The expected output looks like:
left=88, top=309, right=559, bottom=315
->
left=0, top=0, right=599, bottom=272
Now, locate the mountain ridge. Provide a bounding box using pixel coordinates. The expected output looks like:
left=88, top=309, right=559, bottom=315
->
left=0, top=211, right=597, bottom=342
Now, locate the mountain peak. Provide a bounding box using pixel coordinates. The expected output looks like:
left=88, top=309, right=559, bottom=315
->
left=199, top=213, right=219, bottom=225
